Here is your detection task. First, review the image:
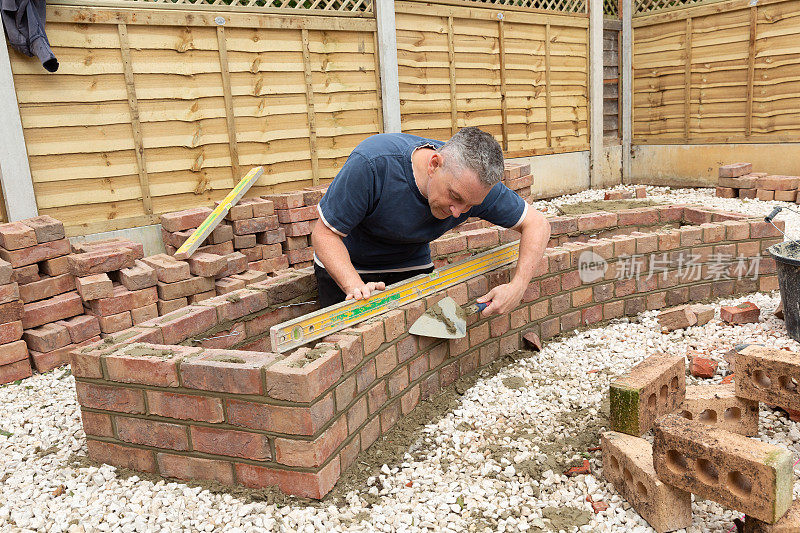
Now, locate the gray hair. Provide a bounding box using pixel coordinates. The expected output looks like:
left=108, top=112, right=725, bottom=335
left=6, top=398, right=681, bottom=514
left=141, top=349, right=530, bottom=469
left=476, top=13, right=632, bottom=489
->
left=438, top=127, right=504, bottom=187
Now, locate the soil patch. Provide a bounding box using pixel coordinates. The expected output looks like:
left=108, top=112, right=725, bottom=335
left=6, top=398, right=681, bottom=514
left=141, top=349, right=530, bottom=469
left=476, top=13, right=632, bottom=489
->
left=556, top=199, right=660, bottom=216
left=541, top=506, right=592, bottom=530
left=502, top=376, right=527, bottom=389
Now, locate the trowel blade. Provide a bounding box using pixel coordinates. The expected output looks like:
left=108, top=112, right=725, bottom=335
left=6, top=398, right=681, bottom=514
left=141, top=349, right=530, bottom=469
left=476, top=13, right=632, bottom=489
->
left=408, top=297, right=467, bottom=339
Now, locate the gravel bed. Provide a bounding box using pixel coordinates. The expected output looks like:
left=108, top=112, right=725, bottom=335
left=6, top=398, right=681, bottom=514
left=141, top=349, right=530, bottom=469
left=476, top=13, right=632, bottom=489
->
left=2, top=187, right=800, bottom=533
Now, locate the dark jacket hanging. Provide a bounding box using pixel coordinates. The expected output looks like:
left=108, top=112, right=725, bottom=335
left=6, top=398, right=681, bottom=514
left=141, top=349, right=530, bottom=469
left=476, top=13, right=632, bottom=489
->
left=1, top=0, right=58, bottom=72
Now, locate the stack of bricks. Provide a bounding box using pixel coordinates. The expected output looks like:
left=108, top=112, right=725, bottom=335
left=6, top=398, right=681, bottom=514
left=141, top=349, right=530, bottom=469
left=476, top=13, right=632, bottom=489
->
left=263, top=186, right=328, bottom=269
left=71, top=203, right=783, bottom=500
left=220, top=197, right=289, bottom=274
left=70, top=238, right=155, bottom=338
left=603, top=342, right=800, bottom=528
left=160, top=201, right=290, bottom=276
left=0, top=216, right=86, bottom=373
left=717, top=162, right=800, bottom=203
left=502, top=161, right=533, bottom=201
left=0, top=258, right=29, bottom=384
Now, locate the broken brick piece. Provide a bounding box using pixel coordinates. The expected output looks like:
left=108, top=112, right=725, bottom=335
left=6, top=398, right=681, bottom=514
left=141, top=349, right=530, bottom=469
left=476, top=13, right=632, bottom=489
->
left=564, top=459, right=590, bottom=477
left=721, top=302, right=760, bottom=324
left=689, top=304, right=715, bottom=325
left=609, top=354, right=685, bottom=436
left=658, top=305, right=698, bottom=332
left=601, top=431, right=692, bottom=533
left=689, top=353, right=718, bottom=379
left=653, top=414, right=792, bottom=524
left=522, top=331, right=542, bottom=351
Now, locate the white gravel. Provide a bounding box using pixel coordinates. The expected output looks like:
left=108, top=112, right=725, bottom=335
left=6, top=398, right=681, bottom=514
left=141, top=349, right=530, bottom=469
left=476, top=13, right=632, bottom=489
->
left=2, top=186, right=800, bottom=533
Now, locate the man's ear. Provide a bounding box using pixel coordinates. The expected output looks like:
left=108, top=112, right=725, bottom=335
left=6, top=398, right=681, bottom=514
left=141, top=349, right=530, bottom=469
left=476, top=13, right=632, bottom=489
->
left=429, top=152, right=444, bottom=174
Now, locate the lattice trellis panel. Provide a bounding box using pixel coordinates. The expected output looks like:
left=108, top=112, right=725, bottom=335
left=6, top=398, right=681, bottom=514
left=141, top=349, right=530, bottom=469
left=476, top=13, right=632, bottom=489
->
left=441, top=0, right=587, bottom=14
left=634, top=0, right=707, bottom=15
left=94, top=0, right=373, bottom=11
left=604, top=0, right=618, bottom=18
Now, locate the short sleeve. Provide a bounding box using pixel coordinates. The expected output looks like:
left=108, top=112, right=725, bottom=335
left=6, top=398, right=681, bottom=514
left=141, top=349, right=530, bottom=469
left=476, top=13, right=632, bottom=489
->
left=470, top=183, right=528, bottom=229
left=317, top=152, right=376, bottom=237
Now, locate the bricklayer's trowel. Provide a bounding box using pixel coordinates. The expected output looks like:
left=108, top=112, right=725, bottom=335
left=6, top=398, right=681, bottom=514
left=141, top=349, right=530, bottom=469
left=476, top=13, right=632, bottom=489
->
left=408, top=297, right=487, bottom=339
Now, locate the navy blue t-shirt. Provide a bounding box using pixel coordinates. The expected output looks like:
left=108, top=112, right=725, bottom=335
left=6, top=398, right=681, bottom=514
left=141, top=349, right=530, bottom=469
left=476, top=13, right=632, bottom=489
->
left=316, top=133, right=528, bottom=273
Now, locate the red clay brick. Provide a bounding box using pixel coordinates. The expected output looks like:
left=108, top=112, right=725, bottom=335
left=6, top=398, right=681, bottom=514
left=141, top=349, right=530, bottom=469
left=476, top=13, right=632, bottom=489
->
left=190, top=426, right=270, bottom=461
left=22, top=292, right=82, bottom=329
left=275, top=417, right=347, bottom=467
left=721, top=302, right=760, bottom=324
left=264, top=345, right=343, bottom=403
left=75, top=382, right=145, bottom=414
left=235, top=458, right=340, bottom=499
left=145, top=390, right=224, bottom=423
left=115, top=416, right=189, bottom=451
left=0, top=320, right=23, bottom=344
left=80, top=410, right=114, bottom=437
left=160, top=207, right=212, bottom=232
left=226, top=394, right=334, bottom=436
left=23, top=323, right=70, bottom=353
left=86, top=440, right=156, bottom=473
left=0, top=339, right=28, bottom=366
left=68, top=249, right=136, bottom=277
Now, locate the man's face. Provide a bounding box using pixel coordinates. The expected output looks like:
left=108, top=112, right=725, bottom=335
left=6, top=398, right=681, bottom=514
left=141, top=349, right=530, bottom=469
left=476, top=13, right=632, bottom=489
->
left=426, top=154, right=492, bottom=220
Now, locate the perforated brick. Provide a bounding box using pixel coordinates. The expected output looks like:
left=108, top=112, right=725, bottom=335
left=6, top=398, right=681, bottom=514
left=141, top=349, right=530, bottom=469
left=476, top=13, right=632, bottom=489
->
left=601, top=431, right=691, bottom=533
left=678, top=384, right=759, bottom=436
left=609, top=354, right=685, bottom=436
left=654, top=414, right=792, bottom=523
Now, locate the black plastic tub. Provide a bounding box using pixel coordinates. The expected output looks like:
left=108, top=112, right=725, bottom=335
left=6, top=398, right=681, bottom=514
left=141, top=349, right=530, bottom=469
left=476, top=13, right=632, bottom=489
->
left=768, top=241, right=800, bottom=343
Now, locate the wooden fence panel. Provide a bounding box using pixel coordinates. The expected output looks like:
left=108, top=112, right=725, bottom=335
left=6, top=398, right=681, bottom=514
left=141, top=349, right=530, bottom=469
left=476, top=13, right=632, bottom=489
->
left=9, top=6, right=380, bottom=235
left=633, top=0, right=800, bottom=144
left=395, top=1, right=589, bottom=156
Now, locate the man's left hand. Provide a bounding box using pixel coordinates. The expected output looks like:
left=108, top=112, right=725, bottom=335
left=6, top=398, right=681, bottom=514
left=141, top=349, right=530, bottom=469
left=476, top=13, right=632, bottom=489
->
left=476, top=282, right=526, bottom=316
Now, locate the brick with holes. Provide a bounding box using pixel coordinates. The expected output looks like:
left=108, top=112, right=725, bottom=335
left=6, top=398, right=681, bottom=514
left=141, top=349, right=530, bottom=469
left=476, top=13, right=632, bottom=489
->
left=735, top=345, right=800, bottom=412
left=744, top=499, right=800, bottom=532
left=601, top=431, right=691, bottom=533
left=653, top=414, right=793, bottom=524
left=678, top=384, right=759, bottom=436
left=609, top=354, right=685, bottom=436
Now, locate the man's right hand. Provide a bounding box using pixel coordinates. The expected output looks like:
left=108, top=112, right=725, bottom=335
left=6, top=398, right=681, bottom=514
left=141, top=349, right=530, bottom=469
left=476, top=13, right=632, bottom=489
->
left=345, top=281, right=385, bottom=301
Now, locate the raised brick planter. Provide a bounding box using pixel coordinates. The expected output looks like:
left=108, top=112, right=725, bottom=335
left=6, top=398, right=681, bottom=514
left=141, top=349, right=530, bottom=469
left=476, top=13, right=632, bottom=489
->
left=70, top=204, right=783, bottom=498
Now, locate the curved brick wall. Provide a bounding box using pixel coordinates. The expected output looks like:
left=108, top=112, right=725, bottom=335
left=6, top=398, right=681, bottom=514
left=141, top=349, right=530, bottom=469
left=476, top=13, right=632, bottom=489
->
left=69, top=204, right=783, bottom=499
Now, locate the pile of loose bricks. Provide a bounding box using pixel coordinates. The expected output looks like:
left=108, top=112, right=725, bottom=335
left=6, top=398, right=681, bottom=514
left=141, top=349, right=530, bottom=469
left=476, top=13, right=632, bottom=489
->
left=717, top=162, right=800, bottom=203
left=69, top=203, right=785, bottom=499
left=0, top=210, right=320, bottom=385
left=502, top=161, right=533, bottom=201
left=161, top=186, right=327, bottom=272
left=605, top=338, right=800, bottom=530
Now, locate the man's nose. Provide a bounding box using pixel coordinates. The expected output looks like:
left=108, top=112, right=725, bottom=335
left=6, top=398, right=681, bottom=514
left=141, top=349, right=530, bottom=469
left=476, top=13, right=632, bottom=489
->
left=450, top=204, right=463, bottom=217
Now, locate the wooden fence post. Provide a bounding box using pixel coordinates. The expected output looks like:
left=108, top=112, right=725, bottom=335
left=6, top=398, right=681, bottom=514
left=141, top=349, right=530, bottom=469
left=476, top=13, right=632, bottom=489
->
left=0, top=32, right=38, bottom=221
left=621, top=0, right=633, bottom=183
left=589, top=0, right=604, bottom=187
left=375, top=0, right=401, bottom=133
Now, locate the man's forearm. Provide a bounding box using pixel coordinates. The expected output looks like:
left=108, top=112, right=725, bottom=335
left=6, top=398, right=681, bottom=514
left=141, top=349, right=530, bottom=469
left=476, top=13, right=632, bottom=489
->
left=311, top=225, right=363, bottom=293
left=511, top=210, right=551, bottom=289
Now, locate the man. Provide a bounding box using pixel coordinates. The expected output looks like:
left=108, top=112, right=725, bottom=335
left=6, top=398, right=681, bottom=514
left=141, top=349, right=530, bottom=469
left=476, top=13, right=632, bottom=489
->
left=311, top=127, right=551, bottom=316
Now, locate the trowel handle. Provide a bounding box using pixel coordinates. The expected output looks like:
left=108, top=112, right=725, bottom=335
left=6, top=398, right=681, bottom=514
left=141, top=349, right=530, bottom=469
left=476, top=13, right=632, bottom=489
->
left=464, top=302, right=489, bottom=315
left=765, top=206, right=783, bottom=223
